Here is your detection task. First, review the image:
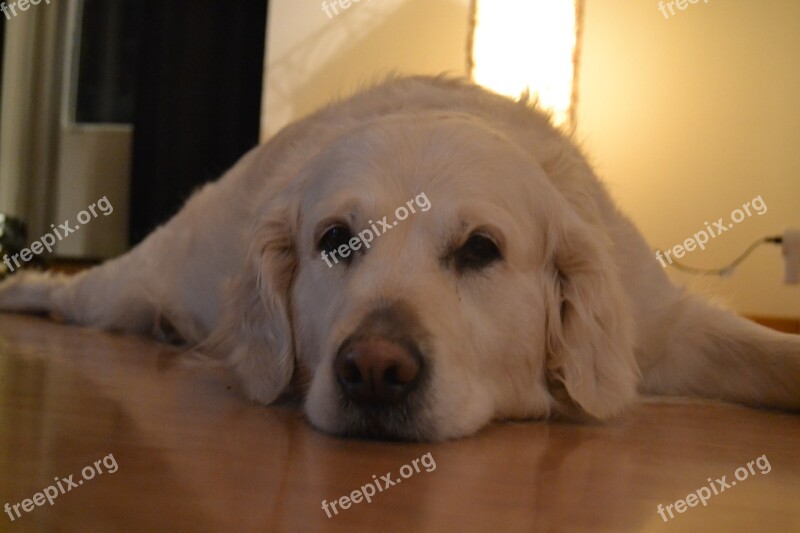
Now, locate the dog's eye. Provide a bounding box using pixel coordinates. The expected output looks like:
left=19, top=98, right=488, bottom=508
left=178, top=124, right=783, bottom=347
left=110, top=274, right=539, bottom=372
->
left=452, top=233, right=502, bottom=272
left=318, top=225, right=353, bottom=255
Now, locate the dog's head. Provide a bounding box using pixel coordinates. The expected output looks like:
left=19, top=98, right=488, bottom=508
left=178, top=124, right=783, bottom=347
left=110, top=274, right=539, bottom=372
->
left=209, top=113, right=639, bottom=441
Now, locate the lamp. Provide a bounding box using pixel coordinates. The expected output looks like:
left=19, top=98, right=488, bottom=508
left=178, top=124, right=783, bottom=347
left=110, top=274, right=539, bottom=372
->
left=468, top=0, right=584, bottom=130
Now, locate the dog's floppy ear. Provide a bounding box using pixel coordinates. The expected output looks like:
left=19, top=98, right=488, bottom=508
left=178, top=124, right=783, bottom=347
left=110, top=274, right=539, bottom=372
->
left=543, top=213, right=640, bottom=419
left=201, top=193, right=297, bottom=405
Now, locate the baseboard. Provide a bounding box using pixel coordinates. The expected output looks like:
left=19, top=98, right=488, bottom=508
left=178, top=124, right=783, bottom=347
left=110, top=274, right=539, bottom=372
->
left=745, top=315, right=800, bottom=334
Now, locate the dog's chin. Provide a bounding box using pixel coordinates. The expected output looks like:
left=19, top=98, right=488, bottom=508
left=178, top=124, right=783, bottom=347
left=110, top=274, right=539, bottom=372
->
left=306, top=397, right=439, bottom=442
left=304, top=377, right=497, bottom=442
left=335, top=402, right=437, bottom=441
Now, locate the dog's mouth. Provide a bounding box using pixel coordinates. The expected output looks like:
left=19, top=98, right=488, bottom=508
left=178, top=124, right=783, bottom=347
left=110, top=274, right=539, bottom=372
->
left=335, top=397, right=435, bottom=441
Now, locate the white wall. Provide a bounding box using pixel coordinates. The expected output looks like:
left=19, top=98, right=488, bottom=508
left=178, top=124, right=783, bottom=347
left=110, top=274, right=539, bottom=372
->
left=52, top=128, right=131, bottom=257
left=262, top=0, right=472, bottom=139
left=577, top=0, right=800, bottom=317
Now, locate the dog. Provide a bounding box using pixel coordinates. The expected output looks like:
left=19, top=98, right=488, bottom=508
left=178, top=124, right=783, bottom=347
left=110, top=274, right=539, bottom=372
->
left=1, top=76, right=798, bottom=441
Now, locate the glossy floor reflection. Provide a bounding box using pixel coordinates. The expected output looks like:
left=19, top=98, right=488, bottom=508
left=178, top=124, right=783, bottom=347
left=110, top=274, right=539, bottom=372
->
left=1, top=314, right=798, bottom=532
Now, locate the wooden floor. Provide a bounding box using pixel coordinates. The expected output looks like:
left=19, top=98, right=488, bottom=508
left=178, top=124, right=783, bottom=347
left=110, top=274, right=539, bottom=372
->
left=0, top=314, right=798, bottom=532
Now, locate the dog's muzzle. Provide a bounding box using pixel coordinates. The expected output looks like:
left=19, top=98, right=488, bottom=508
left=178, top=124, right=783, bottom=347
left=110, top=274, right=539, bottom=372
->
left=331, top=302, right=431, bottom=439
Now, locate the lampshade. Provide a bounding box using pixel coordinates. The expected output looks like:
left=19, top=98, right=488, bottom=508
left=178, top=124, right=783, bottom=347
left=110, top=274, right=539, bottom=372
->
left=469, top=0, right=584, bottom=129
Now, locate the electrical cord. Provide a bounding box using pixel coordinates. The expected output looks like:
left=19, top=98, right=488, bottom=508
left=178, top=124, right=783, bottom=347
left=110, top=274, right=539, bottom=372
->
left=656, top=235, right=783, bottom=277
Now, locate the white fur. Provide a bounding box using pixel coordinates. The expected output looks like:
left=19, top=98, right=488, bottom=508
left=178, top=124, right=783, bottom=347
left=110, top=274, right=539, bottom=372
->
left=1, top=76, right=798, bottom=440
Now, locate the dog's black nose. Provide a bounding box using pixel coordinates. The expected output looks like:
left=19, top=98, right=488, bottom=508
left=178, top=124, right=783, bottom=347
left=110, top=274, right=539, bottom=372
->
left=335, top=338, right=421, bottom=404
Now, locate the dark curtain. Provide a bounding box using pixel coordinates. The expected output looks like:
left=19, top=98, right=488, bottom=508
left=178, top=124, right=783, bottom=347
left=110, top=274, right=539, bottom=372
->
left=129, top=0, right=268, bottom=244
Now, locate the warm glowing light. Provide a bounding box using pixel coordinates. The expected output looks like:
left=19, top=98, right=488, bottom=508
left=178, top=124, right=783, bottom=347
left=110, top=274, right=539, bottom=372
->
left=471, top=0, right=579, bottom=127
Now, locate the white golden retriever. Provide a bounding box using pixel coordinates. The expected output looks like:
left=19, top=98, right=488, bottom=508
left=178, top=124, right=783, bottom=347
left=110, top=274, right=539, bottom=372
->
left=1, top=76, right=798, bottom=440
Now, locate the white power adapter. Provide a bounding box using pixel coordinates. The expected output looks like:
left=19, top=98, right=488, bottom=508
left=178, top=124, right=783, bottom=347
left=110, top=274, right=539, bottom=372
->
left=782, top=228, right=800, bottom=284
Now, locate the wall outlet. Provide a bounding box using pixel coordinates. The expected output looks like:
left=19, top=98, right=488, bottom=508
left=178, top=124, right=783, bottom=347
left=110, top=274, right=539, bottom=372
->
left=782, top=228, right=800, bottom=285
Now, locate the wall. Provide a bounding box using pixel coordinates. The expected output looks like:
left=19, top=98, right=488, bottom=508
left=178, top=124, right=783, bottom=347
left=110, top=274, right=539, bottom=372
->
left=577, top=0, right=800, bottom=316
left=52, top=128, right=131, bottom=257
left=262, top=0, right=472, bottom=139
